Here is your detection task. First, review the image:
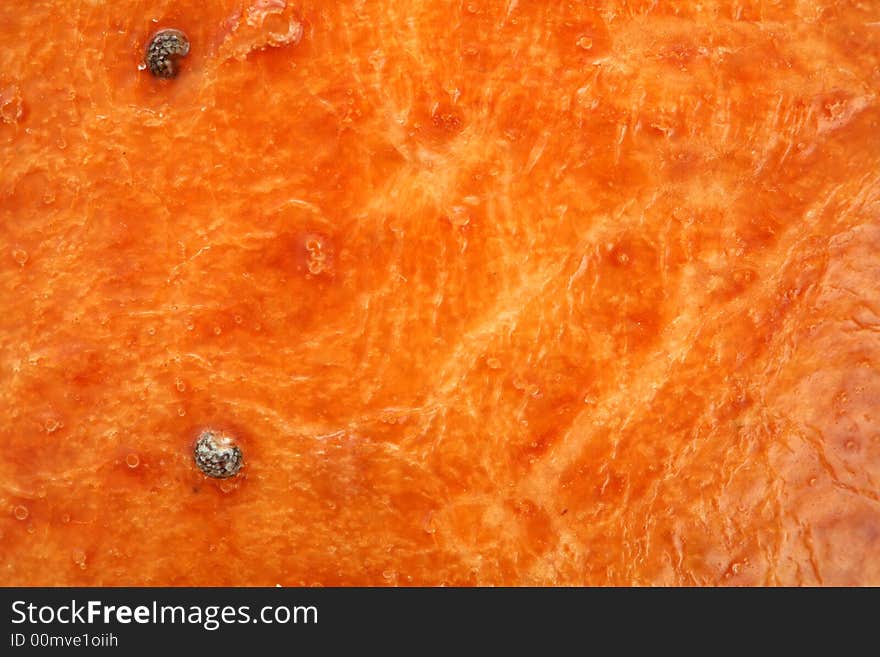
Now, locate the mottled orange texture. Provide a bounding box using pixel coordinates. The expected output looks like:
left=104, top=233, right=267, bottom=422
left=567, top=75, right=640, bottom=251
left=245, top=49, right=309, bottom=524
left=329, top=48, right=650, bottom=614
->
left=2, top=1, right=880, bottom=586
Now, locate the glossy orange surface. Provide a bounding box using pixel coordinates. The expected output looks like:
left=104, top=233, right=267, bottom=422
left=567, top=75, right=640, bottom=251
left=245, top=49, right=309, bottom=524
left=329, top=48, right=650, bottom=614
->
left=2, top=1, right=880, bottom=585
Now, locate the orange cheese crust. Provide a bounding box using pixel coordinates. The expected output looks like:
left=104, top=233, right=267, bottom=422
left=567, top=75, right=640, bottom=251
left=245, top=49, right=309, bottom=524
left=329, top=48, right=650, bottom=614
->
left=1, top=0, right=879, bottom=585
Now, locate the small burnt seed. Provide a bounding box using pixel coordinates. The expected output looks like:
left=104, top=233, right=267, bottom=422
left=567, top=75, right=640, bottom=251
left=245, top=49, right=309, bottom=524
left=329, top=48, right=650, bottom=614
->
left=194, top=430, right=243, bottom=479
left=145, top=29, right=190, bottom=79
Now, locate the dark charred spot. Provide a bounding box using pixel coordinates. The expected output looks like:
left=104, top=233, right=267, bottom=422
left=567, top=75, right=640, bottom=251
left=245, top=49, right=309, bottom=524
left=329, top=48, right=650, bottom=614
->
left=145, top=29, right=190, bottom=79
left=193, top=429, right=243, bottom=479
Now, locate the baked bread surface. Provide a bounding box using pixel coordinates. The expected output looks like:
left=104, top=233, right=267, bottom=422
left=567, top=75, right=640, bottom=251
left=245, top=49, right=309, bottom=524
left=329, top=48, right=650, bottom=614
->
left=1, top=0, right=879, bottom=585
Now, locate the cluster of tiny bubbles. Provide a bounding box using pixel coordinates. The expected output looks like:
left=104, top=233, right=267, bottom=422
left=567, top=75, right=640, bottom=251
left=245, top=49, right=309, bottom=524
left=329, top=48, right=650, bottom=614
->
left=71, top=548, right=87, bottom=569
left=305, top=237, right=327, bottom=275
left=11, top=248, right=28, bottom=266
